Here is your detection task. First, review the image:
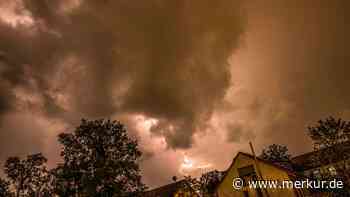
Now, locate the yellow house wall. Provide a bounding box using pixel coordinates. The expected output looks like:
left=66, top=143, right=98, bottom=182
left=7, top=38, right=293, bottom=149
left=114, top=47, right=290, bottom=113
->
left=216, top=153, right=298, bottom=197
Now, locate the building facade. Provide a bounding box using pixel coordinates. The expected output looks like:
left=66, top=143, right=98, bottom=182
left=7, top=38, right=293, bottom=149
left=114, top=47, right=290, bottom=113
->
left=215, top=152, right=304, bottom=197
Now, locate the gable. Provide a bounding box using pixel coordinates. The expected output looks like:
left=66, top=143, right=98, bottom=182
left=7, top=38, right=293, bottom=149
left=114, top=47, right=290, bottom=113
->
left=216, top=152, right=297, bottom=197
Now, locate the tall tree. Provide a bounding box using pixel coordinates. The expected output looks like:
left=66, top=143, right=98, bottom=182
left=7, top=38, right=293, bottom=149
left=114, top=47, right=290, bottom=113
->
left=308, top=116, right=350, bottom=149
left=307, top=116, right=350, bottom=194
left=0, top=178, right=11, bottom=197
left=4, top=153, right=50, bottom=197
left=260, top=144, right=292, bottom=169
left=56, top=119, right=146, bottom=197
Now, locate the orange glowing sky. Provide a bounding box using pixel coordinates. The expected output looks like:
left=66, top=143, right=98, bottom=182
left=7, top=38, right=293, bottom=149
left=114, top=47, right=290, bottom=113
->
left=0, top=0, right=349, bottom=188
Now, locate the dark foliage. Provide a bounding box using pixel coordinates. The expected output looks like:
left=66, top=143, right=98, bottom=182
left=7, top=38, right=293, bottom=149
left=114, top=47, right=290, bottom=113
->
left=308, top=116, right=350, bottom=149
left=198, top=170, right=223, bottom=195
left=0, top=178, right=11, bottom=197
left=180, top=170, right=223, bottom=196
left=261, top=144, right=292, bottom=169
left=4, top=153, right=51, bottom=197
left=54, top=119, right=146, bottom=197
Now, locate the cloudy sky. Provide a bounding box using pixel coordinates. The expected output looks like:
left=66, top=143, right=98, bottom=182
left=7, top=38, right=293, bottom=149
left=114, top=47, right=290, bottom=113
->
left=0, top=0, right=349, bottom=188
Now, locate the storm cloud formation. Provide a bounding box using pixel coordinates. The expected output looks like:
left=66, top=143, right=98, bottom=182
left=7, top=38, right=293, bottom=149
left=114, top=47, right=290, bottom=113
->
left=0, top=0, right=244, bottom=154
left=0, top=0, right=350, bottom=188
left=223, top=0, right=350, bottom=152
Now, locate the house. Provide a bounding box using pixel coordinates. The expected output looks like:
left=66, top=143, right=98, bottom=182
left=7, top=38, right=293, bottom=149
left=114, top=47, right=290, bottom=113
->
left=291, top=142, right=350, bottom=180
left=145, top=143, right=350, bottom=197
left=215, top=152, right=304, bottom=197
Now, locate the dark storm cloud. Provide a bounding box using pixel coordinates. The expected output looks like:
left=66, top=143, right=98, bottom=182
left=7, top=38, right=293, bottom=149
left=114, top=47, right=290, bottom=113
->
left=0, top=0, right=245, bottom=153
left=117, top=0, right=245, bottom=148
left=222, top=0, right=350, bottom=154
left=1, top=0, right=350, bottom=188
left=0, top=20, right=65, bottom=118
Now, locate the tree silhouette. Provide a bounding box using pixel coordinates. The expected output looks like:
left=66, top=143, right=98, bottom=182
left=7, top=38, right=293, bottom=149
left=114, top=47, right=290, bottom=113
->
left=261, top=144, right=291, bottom=162
left=172, top=176, right=178, bottom=182
left=180, top=170, right=223, bottom=196
left=181, top=176, right=201, bottom=196
left=261, top=144, right=292, bottom=170
left=308, top=116, right=350, bottom=149
left=55, top=119, right=146, bottom=197
left=0, top=178, right=11, bottom=197
left=4, top=153, right=50, bottom=197
left=198, top=170, right=223, bottom=196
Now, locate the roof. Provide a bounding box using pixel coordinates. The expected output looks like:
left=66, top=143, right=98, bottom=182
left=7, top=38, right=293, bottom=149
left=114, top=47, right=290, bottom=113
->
left=215, top=152, right=297, bottom=192
left=291, top=142, right=350, bottom=171
left=238, top=152, right=297, bottom=176
left=291, top=151, right=318, bottom=171
left=143, top=180, right=188, bottom=197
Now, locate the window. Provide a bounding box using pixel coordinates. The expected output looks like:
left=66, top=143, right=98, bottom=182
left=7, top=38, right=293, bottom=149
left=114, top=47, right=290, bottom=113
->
left=238, top=165, right=255, bottom=177
left=238, top=165, right=256, bottom=186
left=238, top=165, right=263, bottom=197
